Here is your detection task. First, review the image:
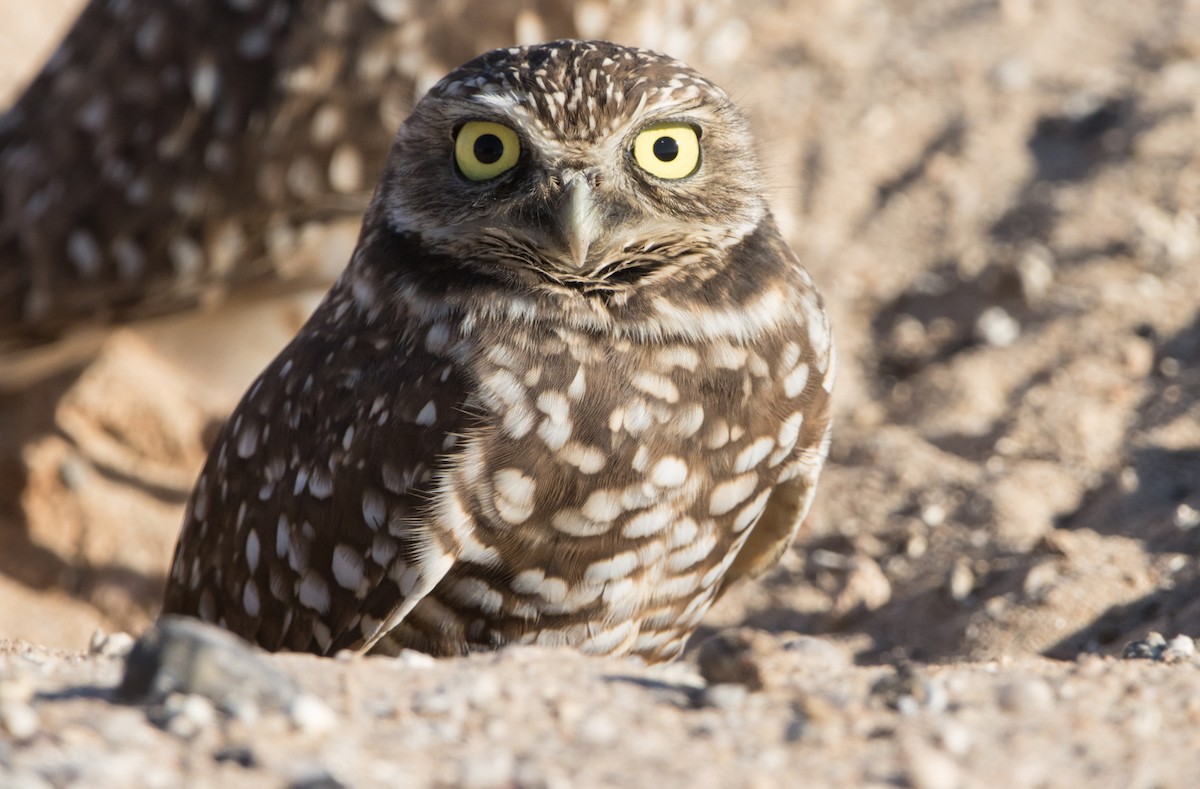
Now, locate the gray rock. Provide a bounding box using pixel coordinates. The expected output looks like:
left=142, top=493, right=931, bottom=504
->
left=117, top=616, right=300, bottom=716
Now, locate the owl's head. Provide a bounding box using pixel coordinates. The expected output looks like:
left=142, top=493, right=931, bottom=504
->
left=379, top=40, right=766, bottom=292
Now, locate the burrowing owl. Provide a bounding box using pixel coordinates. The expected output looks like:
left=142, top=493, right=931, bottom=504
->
left=163, top=40, right=834, bottom=663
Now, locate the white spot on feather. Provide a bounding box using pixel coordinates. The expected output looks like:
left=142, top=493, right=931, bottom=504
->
left=582, top=620, right=637, bottom=655
left=551, top=509, right=610, bottom=537
left=298, top=570, right=331, bottom=614
left=784, top=363, right=810, bottom=399
left=415, top=400, right=437, bottom=426
left=649, top=457, right=689, bottom=488
left=242, top=580, right=261, bottom=617
left=584, top=551, right=638, bottom=583
left=709, top=473, right=758, bottom=516
left=582, top=489, right=623, bottom=522
left=622, top=505, right=673, bottom=538
left=560, top=442, right=605, bottom=474
left=425, top=323, right=450, bottom=353
left=245, top=530, right=260, bottom=573
left=733, top=437, right=776, bottom=473
left=493, top=468, right=536, bottom=524
left=622, top=400, right=652, bottom=435
left=237, top=425, right=259, bottom=458
left=362, top=489, right=386, bottom=530
left=631, top=371, right=679, bottom=403
left=537, top=416, right=572, bottom=450
left=671, top=403, right=705, bottom=438
left=332, top=544, right=366, bottom=591
left=654, top=345, right=699, bottom=370
left=481, top=368, right=525, bottom=407
left=275, top=515, right=289, bottom=558
left=567, top=366, right=586, bottom=399
left=307, top=468, right=333, bottom=499
left=667, top=533, right=717, bottom=572
left=733, top=489, right=772, bottom=533
left=770, top=411, right=805, bottom=466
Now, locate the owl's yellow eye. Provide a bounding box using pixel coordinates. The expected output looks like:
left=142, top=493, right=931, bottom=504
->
left=633, top=122, right=700, bottom=180
left=454, top=121, right=521, bottom=181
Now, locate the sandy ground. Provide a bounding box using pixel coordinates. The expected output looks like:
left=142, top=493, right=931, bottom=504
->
left=3, top=629, right=1200, bottom=789
left=2, top=0, right=1200, bottom=786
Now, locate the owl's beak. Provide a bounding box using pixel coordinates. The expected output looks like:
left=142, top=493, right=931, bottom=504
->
left=559, top=172, right=601, bottom=269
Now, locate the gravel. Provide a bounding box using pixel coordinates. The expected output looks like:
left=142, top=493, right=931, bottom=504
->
left=5, top=635, right=1200, bottom=788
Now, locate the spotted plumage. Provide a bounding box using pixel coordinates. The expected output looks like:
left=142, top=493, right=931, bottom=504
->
left=163, top=39, right=834, bottom=663
left=1, top=0, right=495, bottom=351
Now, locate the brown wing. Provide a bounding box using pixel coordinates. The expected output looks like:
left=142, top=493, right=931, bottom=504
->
left=717, top=255, right=836, bottom=599
left=162, top=237, right=473, bottom=654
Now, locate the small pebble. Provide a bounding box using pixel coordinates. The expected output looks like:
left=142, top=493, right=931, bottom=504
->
left=1016, top=244, right=1055, bottom=302
left=212, top=744, right=258, bottom=768
left=1123, top=632, right=1171, bottom=661
left=289, top=694, right=338, bottom=734
left=164, top=693, right=217, bottom=739
left=0, top=701, right=40, bottom=741
left=1174, top=504, right=1200, bottom=531
left=831, top=556, right=892, bottom=617
left=695, top=628, right=774, bottom=690
left=997, top=678, right=1054, bottom=712
left=1022, top=560, right=1059, bottom=600
left=703, top=683, right=748, bottom=711
left=975, top=306, right=1020, bottom=347
left=949, top=559, right=975, bottom=601
left=920, top=504, right=946, bottom=528
left=89, top=631, right=136, bottom=657
left=1163, top=635, right=1195, bottom=663
left=938, top=720, right=974, bottom=757
left=383, top=649, right=436, bottom=670
left=873, top=662, right=947, bottom=713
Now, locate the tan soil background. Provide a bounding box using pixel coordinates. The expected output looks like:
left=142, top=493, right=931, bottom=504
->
left=2, top=1, right=1200, bottom=787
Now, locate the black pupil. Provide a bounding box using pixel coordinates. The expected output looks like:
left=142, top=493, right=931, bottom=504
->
left=653, top=136, right=680, bottom=162
left=473, top=134, right=504, bottom=165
